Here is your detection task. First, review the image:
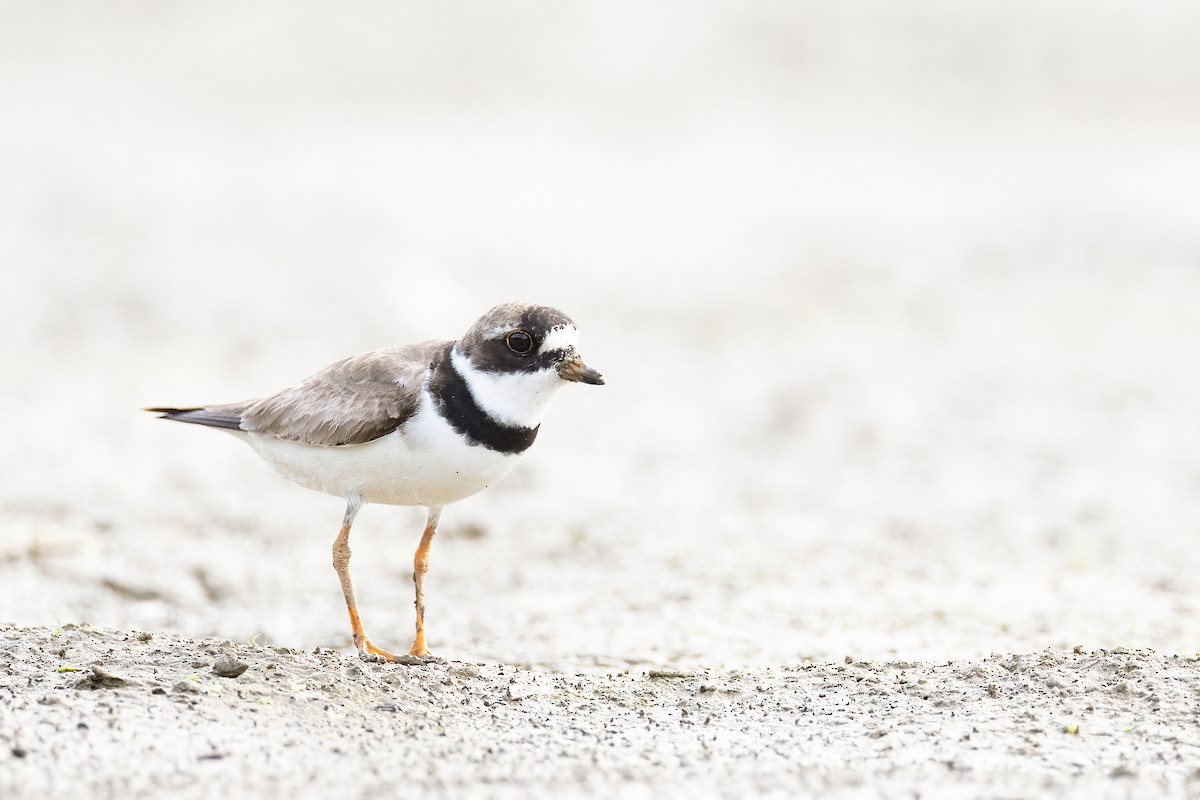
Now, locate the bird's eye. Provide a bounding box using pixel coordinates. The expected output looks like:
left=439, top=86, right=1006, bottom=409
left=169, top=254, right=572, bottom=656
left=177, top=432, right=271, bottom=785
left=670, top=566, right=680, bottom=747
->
left=505, top=330, right=534, bottom=354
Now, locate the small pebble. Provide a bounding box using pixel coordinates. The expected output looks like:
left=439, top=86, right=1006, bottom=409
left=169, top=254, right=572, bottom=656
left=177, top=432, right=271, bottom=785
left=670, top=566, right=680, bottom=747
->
left=79, top=666, right=133, bottom=688
left=213, top=654, right=250, bottom=678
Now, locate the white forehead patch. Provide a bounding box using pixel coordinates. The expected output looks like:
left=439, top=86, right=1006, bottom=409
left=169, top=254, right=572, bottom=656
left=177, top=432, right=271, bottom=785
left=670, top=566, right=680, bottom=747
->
left=539, top=324, right=579, bottom=355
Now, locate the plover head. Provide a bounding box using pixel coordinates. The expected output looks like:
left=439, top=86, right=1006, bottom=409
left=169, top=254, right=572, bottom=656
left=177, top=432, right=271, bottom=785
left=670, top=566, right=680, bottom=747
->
left=451, top=302, right=604, bottom=429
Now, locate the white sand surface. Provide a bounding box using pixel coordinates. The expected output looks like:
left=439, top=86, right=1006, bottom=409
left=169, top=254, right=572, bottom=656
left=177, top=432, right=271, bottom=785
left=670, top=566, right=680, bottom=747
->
left=2, top=2, right=1199, bottom=797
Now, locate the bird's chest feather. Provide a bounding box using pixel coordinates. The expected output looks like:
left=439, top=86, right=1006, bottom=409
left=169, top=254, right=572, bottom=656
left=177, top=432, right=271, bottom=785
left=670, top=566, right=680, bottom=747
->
left=385, top=400, right=525, bottom=504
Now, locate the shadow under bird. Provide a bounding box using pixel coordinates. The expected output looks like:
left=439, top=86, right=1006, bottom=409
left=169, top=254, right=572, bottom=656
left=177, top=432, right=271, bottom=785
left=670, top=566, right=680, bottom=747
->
left=147, top=302, right=604, bottom=661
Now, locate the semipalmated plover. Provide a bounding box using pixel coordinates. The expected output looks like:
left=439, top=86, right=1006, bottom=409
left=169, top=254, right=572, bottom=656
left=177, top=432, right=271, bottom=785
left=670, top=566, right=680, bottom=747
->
left=148, top=302, right=603, bottom=661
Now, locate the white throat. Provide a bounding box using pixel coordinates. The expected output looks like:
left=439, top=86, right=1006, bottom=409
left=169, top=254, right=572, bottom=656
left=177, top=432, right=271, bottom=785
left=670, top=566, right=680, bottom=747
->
left=451, top=348, right=567, bottom=429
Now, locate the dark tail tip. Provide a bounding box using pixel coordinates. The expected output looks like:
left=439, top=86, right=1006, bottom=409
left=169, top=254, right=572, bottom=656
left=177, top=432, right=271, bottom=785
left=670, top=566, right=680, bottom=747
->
left=144, top=406, right=244, bottom=431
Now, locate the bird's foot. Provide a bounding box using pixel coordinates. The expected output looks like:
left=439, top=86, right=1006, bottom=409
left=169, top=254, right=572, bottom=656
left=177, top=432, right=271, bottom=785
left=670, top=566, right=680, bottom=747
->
left=358, top=650, right=439, bottom=666
left=356, top=636, right=442, bottom=666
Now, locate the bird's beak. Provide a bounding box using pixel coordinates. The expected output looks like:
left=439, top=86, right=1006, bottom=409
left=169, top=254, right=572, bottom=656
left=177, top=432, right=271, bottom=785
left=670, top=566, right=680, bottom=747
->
left=557, top=355, right=605, bottom=385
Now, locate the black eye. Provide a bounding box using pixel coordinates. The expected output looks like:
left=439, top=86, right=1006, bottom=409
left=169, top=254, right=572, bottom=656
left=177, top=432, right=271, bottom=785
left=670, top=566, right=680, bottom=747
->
left=505, top=330, right=533, bottom=354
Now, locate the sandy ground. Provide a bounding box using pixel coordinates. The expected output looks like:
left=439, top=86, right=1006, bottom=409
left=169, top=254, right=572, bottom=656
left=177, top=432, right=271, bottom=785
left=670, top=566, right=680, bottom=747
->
left=4, top=625, right=1200, bottom=799
left=3, top=2, right=1200, bottom=798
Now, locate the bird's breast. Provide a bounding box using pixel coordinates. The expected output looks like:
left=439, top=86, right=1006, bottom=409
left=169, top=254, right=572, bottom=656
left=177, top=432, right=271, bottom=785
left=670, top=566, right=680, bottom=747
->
left=244, top=399, right=525, bottom=507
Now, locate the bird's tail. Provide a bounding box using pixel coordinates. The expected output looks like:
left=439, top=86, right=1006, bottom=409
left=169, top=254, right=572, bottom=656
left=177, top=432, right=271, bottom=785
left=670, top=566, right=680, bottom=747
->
left=144, top=405, right=246, bottom=431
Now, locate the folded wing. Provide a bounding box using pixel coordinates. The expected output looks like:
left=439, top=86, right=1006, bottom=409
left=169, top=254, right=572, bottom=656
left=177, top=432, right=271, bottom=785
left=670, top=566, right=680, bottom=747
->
left=148, top=340, right=449, bottom=447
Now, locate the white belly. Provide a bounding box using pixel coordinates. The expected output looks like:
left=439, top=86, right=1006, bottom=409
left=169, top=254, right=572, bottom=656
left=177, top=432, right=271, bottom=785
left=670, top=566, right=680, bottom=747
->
left=239, top=399, right=524, bottom=506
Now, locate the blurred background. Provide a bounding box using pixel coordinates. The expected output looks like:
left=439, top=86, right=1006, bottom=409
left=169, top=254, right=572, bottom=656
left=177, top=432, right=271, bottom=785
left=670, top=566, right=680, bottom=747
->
left=2, top=1, right=1198, bottom=668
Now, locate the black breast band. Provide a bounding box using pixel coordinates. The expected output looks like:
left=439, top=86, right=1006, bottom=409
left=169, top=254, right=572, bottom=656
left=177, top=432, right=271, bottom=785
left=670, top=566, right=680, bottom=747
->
left=428, top=345, right=539, bottom=455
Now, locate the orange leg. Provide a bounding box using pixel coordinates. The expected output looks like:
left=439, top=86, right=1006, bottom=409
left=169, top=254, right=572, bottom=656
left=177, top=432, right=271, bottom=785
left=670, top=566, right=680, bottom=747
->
left=408, top=507, right=442, bottom=657
left=331, top=497, right=403, bottom=661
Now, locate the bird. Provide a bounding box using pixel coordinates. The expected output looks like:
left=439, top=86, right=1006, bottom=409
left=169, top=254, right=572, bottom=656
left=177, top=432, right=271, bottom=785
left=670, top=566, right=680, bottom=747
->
left=147, top=302, right=603, bottom=662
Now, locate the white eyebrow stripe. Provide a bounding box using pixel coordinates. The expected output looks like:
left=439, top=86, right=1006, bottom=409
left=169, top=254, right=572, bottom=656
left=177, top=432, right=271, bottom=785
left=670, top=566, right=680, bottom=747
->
left=539, top=324, right=579, bottom=355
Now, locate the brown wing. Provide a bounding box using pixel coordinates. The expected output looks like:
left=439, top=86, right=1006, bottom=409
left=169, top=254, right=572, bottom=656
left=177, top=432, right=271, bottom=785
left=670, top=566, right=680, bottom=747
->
left=238, top=339, right=449, bottom=446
